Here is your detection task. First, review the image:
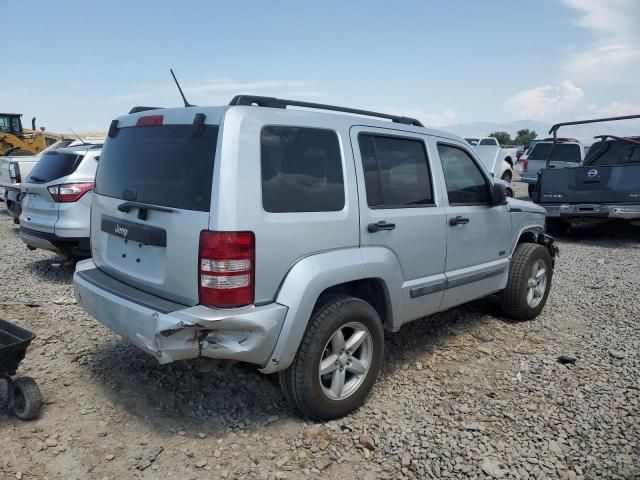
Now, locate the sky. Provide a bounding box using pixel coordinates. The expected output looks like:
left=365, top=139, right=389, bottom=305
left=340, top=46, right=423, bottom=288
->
left=2, top=0, right=639, bottom=135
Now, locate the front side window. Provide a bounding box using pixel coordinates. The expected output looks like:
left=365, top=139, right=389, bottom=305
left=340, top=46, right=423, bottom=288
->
left=0, top=116, right=10, bottom=133
left=261, top=126, right=344, bottom=213
left=358, top=134, right=433, bottom=208
left=438, top=144, right=490, bottom=205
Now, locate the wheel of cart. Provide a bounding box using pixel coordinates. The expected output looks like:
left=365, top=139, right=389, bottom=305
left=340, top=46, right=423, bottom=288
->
left=0, top=318, right=42, bottom=420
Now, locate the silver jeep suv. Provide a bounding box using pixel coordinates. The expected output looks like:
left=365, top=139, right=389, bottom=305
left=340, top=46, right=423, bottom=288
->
left=74, top=96, right=557, bottom=419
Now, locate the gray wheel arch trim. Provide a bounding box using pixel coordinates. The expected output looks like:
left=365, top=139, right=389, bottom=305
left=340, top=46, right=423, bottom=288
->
left=260, top=247, right=402, bottom=374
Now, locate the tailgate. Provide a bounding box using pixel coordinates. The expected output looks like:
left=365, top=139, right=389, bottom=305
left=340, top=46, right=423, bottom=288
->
left=91, top=112, right=221, bottom=306
left=538, top=164, right=640, bottom=204
left=20, top=183, right=58, bottom=233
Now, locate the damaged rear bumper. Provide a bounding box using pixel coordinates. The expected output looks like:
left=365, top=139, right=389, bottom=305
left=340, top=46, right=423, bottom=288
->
left=73, top=259, right=287, bottom=367
left=542, top=203, right=640, bottom=220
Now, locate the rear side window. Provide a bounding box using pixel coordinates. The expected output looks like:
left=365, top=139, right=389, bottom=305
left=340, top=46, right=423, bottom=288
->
left=584, top=140, right=640, bottom=166
left=94, top=125, right=219, bottom=212
left=437, top=144, right=490, bottom=205
left=27, top=152, right=83, bottom=183
left=358, top=134, right=433, bottom=208
left=528, top=143, right=581, bottom=162
left=261, top=126, right=344, bottom=213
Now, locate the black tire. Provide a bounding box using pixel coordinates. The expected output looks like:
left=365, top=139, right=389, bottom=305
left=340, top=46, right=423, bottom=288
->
left=545, top=217, right=566, bottom=235
left=501, top=170, right=513, bottom=183
left=527, top=184, right=535, bottom=198
left=279, top=294, right=384, bottom=420
left=501, top=243, right=553, bottom=321
left=11, top=377, right=42, bottom=420
left=0, top=378, right=8, bottom=407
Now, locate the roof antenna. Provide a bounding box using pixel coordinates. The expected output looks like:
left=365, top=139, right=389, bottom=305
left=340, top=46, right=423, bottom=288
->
left=170, top=68, right=194, bottom=107
left=69, top=128, right=87, bottom=145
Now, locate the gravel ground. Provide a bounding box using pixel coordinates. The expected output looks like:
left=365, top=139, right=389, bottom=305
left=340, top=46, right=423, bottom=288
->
left=0, top=182, right=638, bottom=480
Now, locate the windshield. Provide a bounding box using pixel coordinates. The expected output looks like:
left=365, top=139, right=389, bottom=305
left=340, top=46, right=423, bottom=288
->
left=94, top=124, right=219, bottom=212
left=27, top=152, right=83, bottom=183
left=528, top=143, right=581, bottom=162
left=584, top=140, right=640, bottom=166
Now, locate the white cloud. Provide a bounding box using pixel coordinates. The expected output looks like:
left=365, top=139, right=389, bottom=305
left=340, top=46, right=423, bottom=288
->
left=591, top=101, right=640, bottom=117
left=562, top=0, right=640, bottom=84
left=503, top=81, right=584, bottom=120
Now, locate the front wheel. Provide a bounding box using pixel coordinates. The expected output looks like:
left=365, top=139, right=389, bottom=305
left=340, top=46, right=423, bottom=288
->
left=501, top=243, right=553, bottom=320
left=279, top=295, right=384, bottom=420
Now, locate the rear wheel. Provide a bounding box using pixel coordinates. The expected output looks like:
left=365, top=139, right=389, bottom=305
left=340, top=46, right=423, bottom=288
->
left=501, top=243, right=553, bottom=320
left=279, top=295, right=384, bottom=420
left=501, top=170, right=513, bottom=183
left=11, top=377, right=42, bottom=420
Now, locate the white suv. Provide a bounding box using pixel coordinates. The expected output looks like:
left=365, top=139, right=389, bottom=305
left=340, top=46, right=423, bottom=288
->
left=74, top=96, right=557, bottom=419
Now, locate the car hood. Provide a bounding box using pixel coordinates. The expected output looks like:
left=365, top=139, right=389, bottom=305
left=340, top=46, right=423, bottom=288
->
left=507, top=198, right=545, bottom=215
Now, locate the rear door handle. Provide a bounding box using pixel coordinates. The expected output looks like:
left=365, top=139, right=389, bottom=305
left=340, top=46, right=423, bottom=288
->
left=449, top=216, right=470, bottom=226
left=368, top=221, right=396, bottom=233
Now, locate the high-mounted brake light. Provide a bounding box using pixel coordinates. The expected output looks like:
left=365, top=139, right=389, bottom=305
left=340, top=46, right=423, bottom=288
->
left=136, top=115, right=164, bottom=127
left=199, top=231, right=255, bottom=308
left=48, top=182, right=93, bottom=202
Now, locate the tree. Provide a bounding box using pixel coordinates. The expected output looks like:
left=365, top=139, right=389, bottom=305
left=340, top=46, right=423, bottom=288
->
left=488, top=131, right=512, bottom=146
left=514, top=129, right=537, bottom=145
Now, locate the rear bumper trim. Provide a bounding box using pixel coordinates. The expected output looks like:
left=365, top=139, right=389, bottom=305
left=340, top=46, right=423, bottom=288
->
left=542, top=203, right=640, bottom=219
left=73, top=260, right=288, bottom=366
left=19, top=227, right=89, bottom=254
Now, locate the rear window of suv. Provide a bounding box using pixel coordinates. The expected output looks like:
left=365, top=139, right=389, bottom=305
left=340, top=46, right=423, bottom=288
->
left=94, top=125, right=219, bottom=212
left=528, top=143, right=581, bottom=162
left=261, top=126, right=344, bottom=213
left=585, top=140, right=640, bottom=166
left=27, top=152, right=83, bottom=183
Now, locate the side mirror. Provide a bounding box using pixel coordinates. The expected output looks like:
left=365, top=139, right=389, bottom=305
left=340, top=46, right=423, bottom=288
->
left=491, top=182, right=508, bottom=205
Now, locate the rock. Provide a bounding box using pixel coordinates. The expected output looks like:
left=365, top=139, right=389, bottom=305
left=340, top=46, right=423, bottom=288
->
left=303, top=426, right=321, bottom=442
left=472, top=330, right=495, bottom=342
left=597, top=258, right=605, bottom=265
left=197, top=432, right=207, bottom=439
left=548, top=440, right=563, bottom=455
left=15, top=473, right=22, bottom=480
left=462, top=422, right=486, bottom=432
left=105, top=454, right=115, bottom=461
left=401, top=452, right=412, bottom=466
left=359, top=433, right=376, bottom=451
left=195, top=459, right=208, bottom=468
left=608, top=349, right=625, bottom=360
left=478, top=346, right=493, bottom=355
left=45, top=438, right=58, bottom=447
left=97, top=431, right=107, bottom=437
left=482, top=458, right=506, bottom=478
left=318, top=436, right=330, bottom=450
left=415, top=362, right=423, bottom=370
left=557, top=355, right=577, bottom=365
left=213, top=449, right=221, bottom=458
left=135, top=446, right=163, bottom=471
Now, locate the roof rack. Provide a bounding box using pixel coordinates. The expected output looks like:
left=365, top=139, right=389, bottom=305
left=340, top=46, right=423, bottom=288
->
left=129, top=106, right=164, bottom=114
left=228, top=95, right=424, bottom=127
left=549, top=114, right=640, bottom=140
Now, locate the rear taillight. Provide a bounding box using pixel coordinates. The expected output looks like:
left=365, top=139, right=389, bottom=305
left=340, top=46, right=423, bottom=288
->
left=136, top=115, right=163, bottom=127
left=522, top=159, right=528, bottom=172
left=199, top=231, right=255, bottom=308
left=9, top=162, right=21, bottom=183
left=48, top=182, right=93, bottom=202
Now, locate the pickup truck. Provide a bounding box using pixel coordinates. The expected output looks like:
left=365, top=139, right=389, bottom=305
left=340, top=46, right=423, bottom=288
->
left=465, top=137, right=516, bottom=182
left=0, top=139, right=76, bottom=221
left=520, top=138, right=586, bottom=197
left=533, top=115, right=640, bottom=228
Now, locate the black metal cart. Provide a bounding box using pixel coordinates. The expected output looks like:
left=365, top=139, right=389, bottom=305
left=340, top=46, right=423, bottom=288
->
left=0, top=318, right=42, bottom=420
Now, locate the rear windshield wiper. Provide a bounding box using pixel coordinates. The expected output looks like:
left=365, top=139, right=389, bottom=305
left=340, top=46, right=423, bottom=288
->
left=117, top=201, right=174, bottom=220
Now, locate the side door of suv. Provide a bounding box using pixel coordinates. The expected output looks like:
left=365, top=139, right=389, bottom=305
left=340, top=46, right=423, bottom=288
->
left=433, top=141, right=510, bottom=309
left=351, top=127, right=447, bottom=324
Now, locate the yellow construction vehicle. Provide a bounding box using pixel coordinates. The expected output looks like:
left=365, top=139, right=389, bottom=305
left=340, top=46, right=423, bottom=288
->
left=0, top=113, right=62, bottom=156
